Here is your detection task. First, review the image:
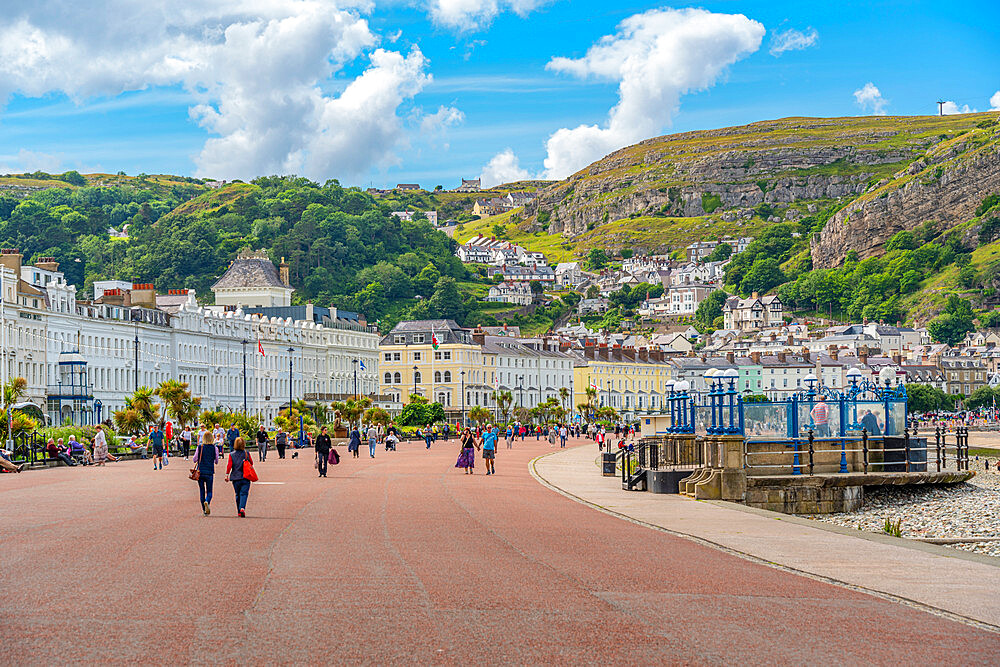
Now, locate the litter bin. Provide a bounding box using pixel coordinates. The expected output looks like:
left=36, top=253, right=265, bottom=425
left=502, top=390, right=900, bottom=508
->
left=602, top=452, right=617, bottom=476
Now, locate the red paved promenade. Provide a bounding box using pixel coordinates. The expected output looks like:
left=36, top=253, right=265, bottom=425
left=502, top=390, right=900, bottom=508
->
left=2, top=437, right=998, bottom=664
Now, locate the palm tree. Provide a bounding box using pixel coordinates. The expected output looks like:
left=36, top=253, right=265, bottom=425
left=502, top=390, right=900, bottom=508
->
left=491, top=390, right=513, bottom=424
left=558, top=387, right=570, bottom=416
left=364, top=406, right=391, bottom=428
left=1, top=377, right=28, bottom=441
left=113, top=386, right=160, bottom=435
left=156, top=379, right=195, bottom=428
left=468, top=405, right=491, bottom=426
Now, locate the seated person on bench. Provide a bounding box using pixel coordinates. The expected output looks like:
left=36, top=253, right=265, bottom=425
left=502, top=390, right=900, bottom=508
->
left=66, top=436, right=92, bottom=464
left=0, top=449, right=24, bottom=473
left=127, top=435, right=148, bottom=458
left=46, top=439, right=77, bottom=466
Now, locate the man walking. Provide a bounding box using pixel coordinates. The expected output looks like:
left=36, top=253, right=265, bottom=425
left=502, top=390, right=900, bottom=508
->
left=226, top=423, right=240, bottom=453
left=559, top=423, right=568, bottom=448
left=315, top=426, right=332, bottom=477
left=481, top=424, right=497, bottom=475
left=149, top=424, right=165, bottom=470
left=213, top=423, right=225, bottom=458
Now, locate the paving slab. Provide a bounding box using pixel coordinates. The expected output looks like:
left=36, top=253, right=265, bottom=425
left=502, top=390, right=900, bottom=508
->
left=532, top=443, right=1000, bottom=630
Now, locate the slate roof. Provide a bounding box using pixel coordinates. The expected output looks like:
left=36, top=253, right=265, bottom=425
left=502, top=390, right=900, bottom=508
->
left=213, top=254, right=286, bottom=290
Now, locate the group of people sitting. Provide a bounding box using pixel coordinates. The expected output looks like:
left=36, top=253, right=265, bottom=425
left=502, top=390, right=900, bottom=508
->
left=43, top=424, right=153, bottom=467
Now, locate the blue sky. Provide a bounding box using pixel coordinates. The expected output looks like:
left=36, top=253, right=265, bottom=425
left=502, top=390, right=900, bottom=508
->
left=0, top=1, right=997, bottom=188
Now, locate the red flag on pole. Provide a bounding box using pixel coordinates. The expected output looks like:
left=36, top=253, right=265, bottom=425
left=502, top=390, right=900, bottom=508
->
left=258, top=340, right=265, bottom=357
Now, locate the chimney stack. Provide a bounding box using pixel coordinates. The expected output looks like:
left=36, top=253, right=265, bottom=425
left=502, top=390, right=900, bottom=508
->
left=35, top=256, right=60, bottom=272
left=0, top=249, right=23, bottom=277
left=472, top=327, right=486, bottom=345
left=777, top=351, right=787, bottom=363
left=750, top=351, right=761, bottom=364
left=726, top=351, right=735, bottom=363
left=859, top=347, right=870, bottom=365
left=279, top=257, right=291, bottom=287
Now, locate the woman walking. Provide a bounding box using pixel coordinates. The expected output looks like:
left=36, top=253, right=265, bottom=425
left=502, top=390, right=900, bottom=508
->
left=348, top=425, right=361, bottom=459
left=193, top=431, right=219, bottom=516
left=275, top=427, right=287, bottom=459
left=455, top=427, right=477, bottom=474
left=225, top=437, right=254, bottom=518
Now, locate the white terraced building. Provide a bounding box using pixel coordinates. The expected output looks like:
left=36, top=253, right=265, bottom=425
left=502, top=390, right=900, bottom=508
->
left=1, top=250, right=379, bottom=426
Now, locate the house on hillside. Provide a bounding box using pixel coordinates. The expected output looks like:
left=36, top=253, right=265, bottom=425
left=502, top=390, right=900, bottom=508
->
left=455, top=178, right=481, bottom=192
left=722, top=293, right=783, bottom=332
left=395, top=183, right=420, bottom=191
left=555, top=262, right=584, bottom=287
left=486, top=281, right=532, bottom=306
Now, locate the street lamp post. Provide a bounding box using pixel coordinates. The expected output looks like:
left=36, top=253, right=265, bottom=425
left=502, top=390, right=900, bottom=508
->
left=241, top=339, right=248, bottom=413
left=517, top=375, right=524, bottom=411
left=287, top=347, right=294, bottom=417
left=412, top=365, right=418, bottom=398
left=133, top=319, right=139, bottom=391
left=460, top=370, right=466, bottom=427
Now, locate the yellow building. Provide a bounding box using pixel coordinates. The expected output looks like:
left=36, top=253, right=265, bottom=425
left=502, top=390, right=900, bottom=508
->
left=378, top=319, right=493, bottom=415
left=572, top=344, right=676, bottom=420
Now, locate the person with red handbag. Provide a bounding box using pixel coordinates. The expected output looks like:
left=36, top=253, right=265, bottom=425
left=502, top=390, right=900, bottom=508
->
left=225, top=437, right=256, bottom=518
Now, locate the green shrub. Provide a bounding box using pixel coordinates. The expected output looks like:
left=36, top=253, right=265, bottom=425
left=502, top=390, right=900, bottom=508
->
left=701, top=193, right=722, bottom=214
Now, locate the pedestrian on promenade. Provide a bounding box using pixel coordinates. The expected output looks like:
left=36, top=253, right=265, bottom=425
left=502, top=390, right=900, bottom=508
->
left=92, top=425, right=119, bottom=465
left=456, top=427, right=477, bottom=474
left=315, top=426, right=332, bottom=477
left=213, top=423, right=225, bottom=458
left=275, top=427, right=287, bottom=460
left=180, top=425, right=192, bottom=460
left=547, top=426, right=557, bottom=447
left=559, top=424, right=568, bottom=448
left=811, top=397, right=830, bottom=438
left=424, top=428, right=433, bottom=449
left=225, top=437, right=254, bottom=518
left=150, top=424, right=165, bottom=470
left=349, top=425, right=362, bottom=459
left=193, top=431, right=219, bottom=516
left=481, top=425, right=497, bottom=475
left=367, top=424, right=378, bottom=458
left=226, top=423, right=240, bottom=453
left=254, top=425, right=268, bottom=461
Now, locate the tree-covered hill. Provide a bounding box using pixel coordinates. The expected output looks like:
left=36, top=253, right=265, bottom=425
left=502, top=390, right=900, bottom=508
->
left=0, top=174, right=495, bottom=329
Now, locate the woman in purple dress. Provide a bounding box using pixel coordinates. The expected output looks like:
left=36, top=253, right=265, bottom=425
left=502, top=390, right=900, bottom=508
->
left=455, top=427, right=477, bottom=474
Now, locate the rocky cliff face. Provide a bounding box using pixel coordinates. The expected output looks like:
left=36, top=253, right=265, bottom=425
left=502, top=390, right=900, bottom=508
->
left=811, top=128, right=1000, bottom=267
left=525, top=115, right=997, bottom=251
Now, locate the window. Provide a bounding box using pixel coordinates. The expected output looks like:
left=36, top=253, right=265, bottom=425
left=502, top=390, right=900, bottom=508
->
left=444, top=371, right=452, bottom=382
left=394, top=372, right=401, bottom=384
left=393, top=352, right=401, bottom=361
left=434, top=371, right=442, bottom=383
left=384, top=372, right=392, bottom=384
left=413, top=334, right=425, bottom=344
left=414, top=371, right=422, bottom=384
left=384, top=353, right=393, bottom=362
left=393, top=335, right=405, bottom=344
left=413, top=352, right=421, bottom=361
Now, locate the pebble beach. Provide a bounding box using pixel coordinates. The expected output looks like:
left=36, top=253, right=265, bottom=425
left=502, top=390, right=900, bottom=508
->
left=805, top=455, right=1000, bottom=558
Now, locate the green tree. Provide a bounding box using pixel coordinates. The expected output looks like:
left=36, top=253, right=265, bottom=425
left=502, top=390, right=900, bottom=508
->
left=414, top=263, right=441, bottom=296
left=694, top=289, right=728, bottom=328
left=927, top=296, right=975, bottom=346
left=428, top=276, right=464, bottom=320
left=702, top=242, right=732, bottom=263
left=885, top=230, right=918, bottom=252
left=587, top=248, right=608, bottom=270
left=739, top=258, right=785, bottom=296
left=905, top=384, right=955, bottom=413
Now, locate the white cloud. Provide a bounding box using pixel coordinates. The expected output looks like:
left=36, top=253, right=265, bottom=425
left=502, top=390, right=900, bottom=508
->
left=428, top=0, right=548, bottom=31
left=480, top=148, right=532, bottom=187
left=536, top=8, right=764, bottom=179
left=991, top=91, right=1000, bottom=111
left=769, top=27, right=818, bottom=56
left=854, top=82, right=888, bottom=115
left=0, top=149, right=64, bottom=174
left=0, top=2, right=441, bottom=180
left=940, top=100, right=976, bottom=115
left=419, top=105, right=465, bottom=134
